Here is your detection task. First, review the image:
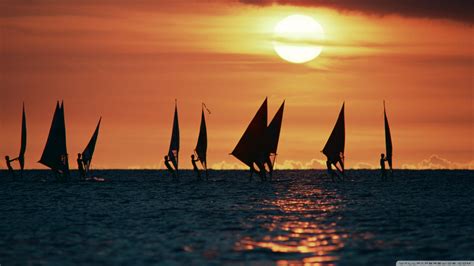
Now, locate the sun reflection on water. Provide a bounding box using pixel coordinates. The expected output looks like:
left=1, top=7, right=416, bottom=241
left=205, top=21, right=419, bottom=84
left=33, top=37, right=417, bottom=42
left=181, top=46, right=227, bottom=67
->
left=235, top=190, right=347, bottom=265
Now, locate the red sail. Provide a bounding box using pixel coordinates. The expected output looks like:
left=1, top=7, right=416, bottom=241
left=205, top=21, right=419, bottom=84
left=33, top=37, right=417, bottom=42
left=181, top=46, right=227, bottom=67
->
left=231, top=98, right=268, bottom=168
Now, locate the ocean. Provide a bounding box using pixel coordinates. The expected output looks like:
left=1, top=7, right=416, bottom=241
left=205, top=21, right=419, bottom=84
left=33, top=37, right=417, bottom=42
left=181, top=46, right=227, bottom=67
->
left=1, top=170, right=473, bottom=265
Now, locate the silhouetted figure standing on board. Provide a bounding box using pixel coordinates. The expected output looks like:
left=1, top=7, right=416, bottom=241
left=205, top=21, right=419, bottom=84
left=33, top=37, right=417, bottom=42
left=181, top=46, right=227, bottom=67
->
left=191, top=154, right=201, bottom=180
left=77, top=153, right=86, bottom=181
left=326, top=160, right=336, bottom=181
left=380, top=153, right=387, bottom=180
left=254, top=155, right=267, bottom=181
left=5, top=155, right=17, bottom=178
left=164, top=155, right=177, bottom=179
left=264, top=157, right=273, bottom=181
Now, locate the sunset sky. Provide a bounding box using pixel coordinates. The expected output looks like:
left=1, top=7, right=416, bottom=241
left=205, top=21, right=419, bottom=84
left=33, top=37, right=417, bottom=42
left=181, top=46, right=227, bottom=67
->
left=1, top=0, right=472, bottom=170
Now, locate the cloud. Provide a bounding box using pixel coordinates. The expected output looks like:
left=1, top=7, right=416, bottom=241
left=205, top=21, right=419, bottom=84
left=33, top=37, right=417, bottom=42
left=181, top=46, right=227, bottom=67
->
left=240, top=0, right=473, bottom=23
left=402, top=155, right=474, bottom=170
left=211, top=161, right=246, bottom=170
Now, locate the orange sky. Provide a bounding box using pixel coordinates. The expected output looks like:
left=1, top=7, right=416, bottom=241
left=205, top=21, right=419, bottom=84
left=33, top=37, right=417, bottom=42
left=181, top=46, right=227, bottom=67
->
left=1, top=1, right=473, bottom=169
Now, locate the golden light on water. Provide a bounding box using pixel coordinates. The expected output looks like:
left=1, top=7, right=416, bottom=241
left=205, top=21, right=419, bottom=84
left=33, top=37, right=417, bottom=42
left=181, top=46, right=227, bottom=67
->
left=273, top=14, right=325, bottom=64
left=234, top=195, right=346, bottom=265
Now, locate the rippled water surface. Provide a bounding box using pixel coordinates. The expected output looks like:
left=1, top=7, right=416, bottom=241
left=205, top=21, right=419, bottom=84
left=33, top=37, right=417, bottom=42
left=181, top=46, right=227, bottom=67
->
left=1, top=170, right=473, bottom=265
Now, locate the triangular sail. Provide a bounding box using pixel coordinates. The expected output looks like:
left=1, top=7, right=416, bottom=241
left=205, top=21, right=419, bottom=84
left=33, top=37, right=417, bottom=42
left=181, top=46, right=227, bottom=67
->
left=266, top=100, right=285, bottom=169
left=19, top=103, right=26, bottom=170
left=39, top=101, right=69, bottom=173
left=322, top=103, right=345, bottom=166
left=231, top=98, right=268, bottom=168
left=82, top=117, right=101, bottom=168
left=384, top=101, right=393, bottom=169
left=195, top=108, right=207, bottom=169
left=168, top=102, right=180, bottom=170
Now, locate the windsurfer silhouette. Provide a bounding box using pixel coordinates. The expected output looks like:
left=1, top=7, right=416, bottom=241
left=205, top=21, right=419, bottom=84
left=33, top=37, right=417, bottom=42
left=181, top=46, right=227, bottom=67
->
left=164, top=155, right=177, bottom=179
left=77, top=153, right=86, bottom=180
left=326, top=153, right=344, bottom=181
left=264, top=156, right=273, bottom=180
left=380, top=153, right=387, bottom=180
left=5, top=155, right=17, bottom=177
left=191, top=154, right=201, bottom=180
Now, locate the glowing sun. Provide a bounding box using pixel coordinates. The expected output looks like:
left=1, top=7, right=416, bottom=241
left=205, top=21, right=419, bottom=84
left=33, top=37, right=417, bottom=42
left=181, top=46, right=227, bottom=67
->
left=273, top=15, right=324, bottom=64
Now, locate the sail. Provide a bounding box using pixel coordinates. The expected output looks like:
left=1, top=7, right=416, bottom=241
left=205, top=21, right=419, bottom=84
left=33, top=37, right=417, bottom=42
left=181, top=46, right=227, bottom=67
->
left=82, top=117, right=101, bottom=167
left=168, top=102, right=180, bottom=169
left=231, top=98, right=268, bottom=168
left=266, top=100, right=285, bottom=168
left=322, top=103, right=345, bottom=163
left=195, top=109, right=207, bottom=168
left=39, top=101, right=69, bottom=173
left=19, top=103, right=27, bottom=170
left=384, top=101, right=393, bottom=168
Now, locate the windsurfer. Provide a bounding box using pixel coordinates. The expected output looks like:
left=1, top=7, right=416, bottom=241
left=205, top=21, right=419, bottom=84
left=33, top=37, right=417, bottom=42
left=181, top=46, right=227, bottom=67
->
left=77, top=153, right=86, bottom=180
left=380, top=153, right=387, bottom=180
left=5, top=155, right=17, bottom=177
left=164, top=155, right=177, bottom=179
left=191, top=154, right=201, bottom=180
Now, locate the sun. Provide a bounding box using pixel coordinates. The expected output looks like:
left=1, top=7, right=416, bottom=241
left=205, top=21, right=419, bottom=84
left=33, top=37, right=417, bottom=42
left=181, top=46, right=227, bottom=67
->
left=273, top=15, right=325, bottom=64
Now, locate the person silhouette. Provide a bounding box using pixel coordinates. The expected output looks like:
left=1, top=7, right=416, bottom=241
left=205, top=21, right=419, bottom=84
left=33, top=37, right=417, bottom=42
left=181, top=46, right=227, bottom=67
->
left=5, top=155, right=17, bottom=178
left=164, top=155, right=176, bottom=179
left=326, top=160, right=336, bottom=181
left=191, top=154, right=201, bottom=180
left=380, top=153, right=387, bottom=180
left=77, top=153, right=86, bottom=181
left=264, top=156, right=274, bottom=181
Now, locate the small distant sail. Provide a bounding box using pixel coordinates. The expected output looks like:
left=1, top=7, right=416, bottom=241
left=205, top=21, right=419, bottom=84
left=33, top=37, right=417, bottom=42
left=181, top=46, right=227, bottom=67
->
left=39, top=101, right=69, bottom=174
left=265, top=100, right=285, bottom=170
left=384, top=101, right=393, bottom=169
left=231, top=98, right=268, bottom=168
left=195, top=108, right=207, bottom=169
left=322, top=103, right=345, bottom=170
left=82, top=117, right=101, bottom=169
left=168, top=102, right=180, bottom=170
left=18, top=103, right=27, bottom=170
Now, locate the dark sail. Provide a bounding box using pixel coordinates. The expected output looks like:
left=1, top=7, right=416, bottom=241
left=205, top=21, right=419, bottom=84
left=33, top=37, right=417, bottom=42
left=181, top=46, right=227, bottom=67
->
left=82, top=117, right=101, bottom=168
left=19, top=103, right=26, bottom=170
left=384, top=101, right=393, bottom=169
left=195, top=108, right=207, bottom=169
left=168, top=102, right=180, bottom=170
left=231, top=98, right=268, bottom=168
left=39, top=101, right=69, bottom=173
left=266, top=100, right=285, bottom=169
left=322, top=103, right=345, bottom=164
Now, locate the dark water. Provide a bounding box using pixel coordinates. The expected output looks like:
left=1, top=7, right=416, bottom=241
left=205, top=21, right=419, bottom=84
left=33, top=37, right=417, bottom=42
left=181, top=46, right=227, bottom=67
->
left=1, top=170, right=473, bottom=265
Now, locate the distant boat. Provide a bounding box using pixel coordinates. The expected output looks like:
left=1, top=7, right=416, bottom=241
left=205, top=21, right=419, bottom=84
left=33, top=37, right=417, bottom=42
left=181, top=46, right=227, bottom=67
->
left=39, top=101, right=69, bottom=178
left=168, top=101, right=180, bottom=172
left=265, top=100, right=285, bottom=173
left=82, top=117, right=101, bottom=173
left=384, top=101, right=393, bottom=170
left=194, top=105, right=208, bottom=170
left=18, top=103, right=27, bottom=171
left=231, top=98, right=268, bottom=170
left=322, top=103, right=345, bottom=174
